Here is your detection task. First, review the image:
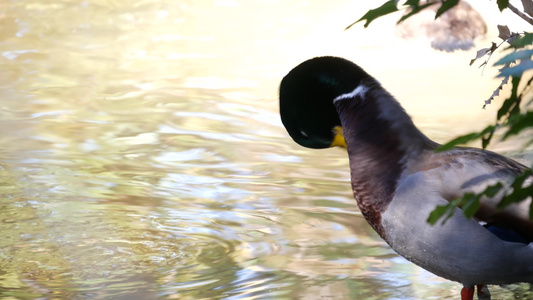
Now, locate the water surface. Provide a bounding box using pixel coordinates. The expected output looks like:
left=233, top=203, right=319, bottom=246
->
left=0, top=1, right=531, bottom=299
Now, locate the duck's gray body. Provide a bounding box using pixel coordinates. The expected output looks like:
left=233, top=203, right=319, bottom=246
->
left=384, top=178, right=533, bottom=286
left=384, top=161, right=533, bottom=286
left=334, top=77, right=533, bottom=287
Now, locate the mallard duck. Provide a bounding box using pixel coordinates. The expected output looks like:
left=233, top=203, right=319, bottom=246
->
left=279, top=56, right=533, bottom=300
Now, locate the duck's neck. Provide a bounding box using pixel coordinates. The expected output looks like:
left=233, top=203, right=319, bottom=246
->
left=334, top=80, right=437, bottom=237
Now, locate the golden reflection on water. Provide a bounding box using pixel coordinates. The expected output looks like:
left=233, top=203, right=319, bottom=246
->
left=0, top=1, right=530, bottom=299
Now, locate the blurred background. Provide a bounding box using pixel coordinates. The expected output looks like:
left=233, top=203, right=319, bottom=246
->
left=0, top=1, right=531, bottom=299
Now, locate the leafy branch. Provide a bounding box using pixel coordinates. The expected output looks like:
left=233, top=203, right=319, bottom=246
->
left=350, top=0, right=533, bottom=222
left=346, top=0, right=467, bottom=30
left=439, top=31, right=533, bottom=150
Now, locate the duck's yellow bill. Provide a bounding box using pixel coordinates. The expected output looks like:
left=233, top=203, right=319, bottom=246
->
left=331, top=126, right=346, bottom=148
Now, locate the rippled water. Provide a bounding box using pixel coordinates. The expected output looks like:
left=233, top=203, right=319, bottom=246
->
left=0, top=1, right=531, bottom=299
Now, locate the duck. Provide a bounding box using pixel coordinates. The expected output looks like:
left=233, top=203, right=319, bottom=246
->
left=279, top=56, right=533, bottom=300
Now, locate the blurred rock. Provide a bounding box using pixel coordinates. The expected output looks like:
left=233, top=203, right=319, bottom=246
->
left=396, top=1, right=487, bottom=52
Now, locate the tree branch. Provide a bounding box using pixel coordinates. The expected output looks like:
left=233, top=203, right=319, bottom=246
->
left=508, top=2, right=533, bottom=26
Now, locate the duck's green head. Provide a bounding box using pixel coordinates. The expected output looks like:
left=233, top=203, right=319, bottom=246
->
left=279, top=56, right=369, bottom=149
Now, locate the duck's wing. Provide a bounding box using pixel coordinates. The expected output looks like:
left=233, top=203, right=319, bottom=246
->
left=415, top=147, right=533, bottom=241
left=381, top=171, right=533, bottom=286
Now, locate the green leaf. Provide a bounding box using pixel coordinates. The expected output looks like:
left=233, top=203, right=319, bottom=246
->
left=427, top=201, right=457, bottom=225
left=398, top=1, right=438, bottom=24
left=529, top=194, right=533, bottom=219
left=485, top=182, right=504, bottom=198
left=436, top=133, right=479, bottom=151
left=497, top=76, right=521, bottom=120
left=503, top=111, right=533, bottom=140
left=461, top=194, right=480, bottom=219
left=498, top=60, right=533, bottom=78
left=497, top=0, right=509, bottom=11
left=346, top=0, right=399, bottom=29
left=436, top=125, right=495, bottom=151
left=435, top=0, right=460, bottom=19
left=509, top=32, right=533, bottom=48
left=525, top=74, right=533, bottom=91
left=427, top=205, right=447, bottom=225
left=481, top=129, right=495, bottom=149
left=511, top=184, right=533, bottom=206
left=497, top=169, right=533, bottom=209
left=494, top=49, right=533, bottom=65
left=497, top=96, right=516, bottom=120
